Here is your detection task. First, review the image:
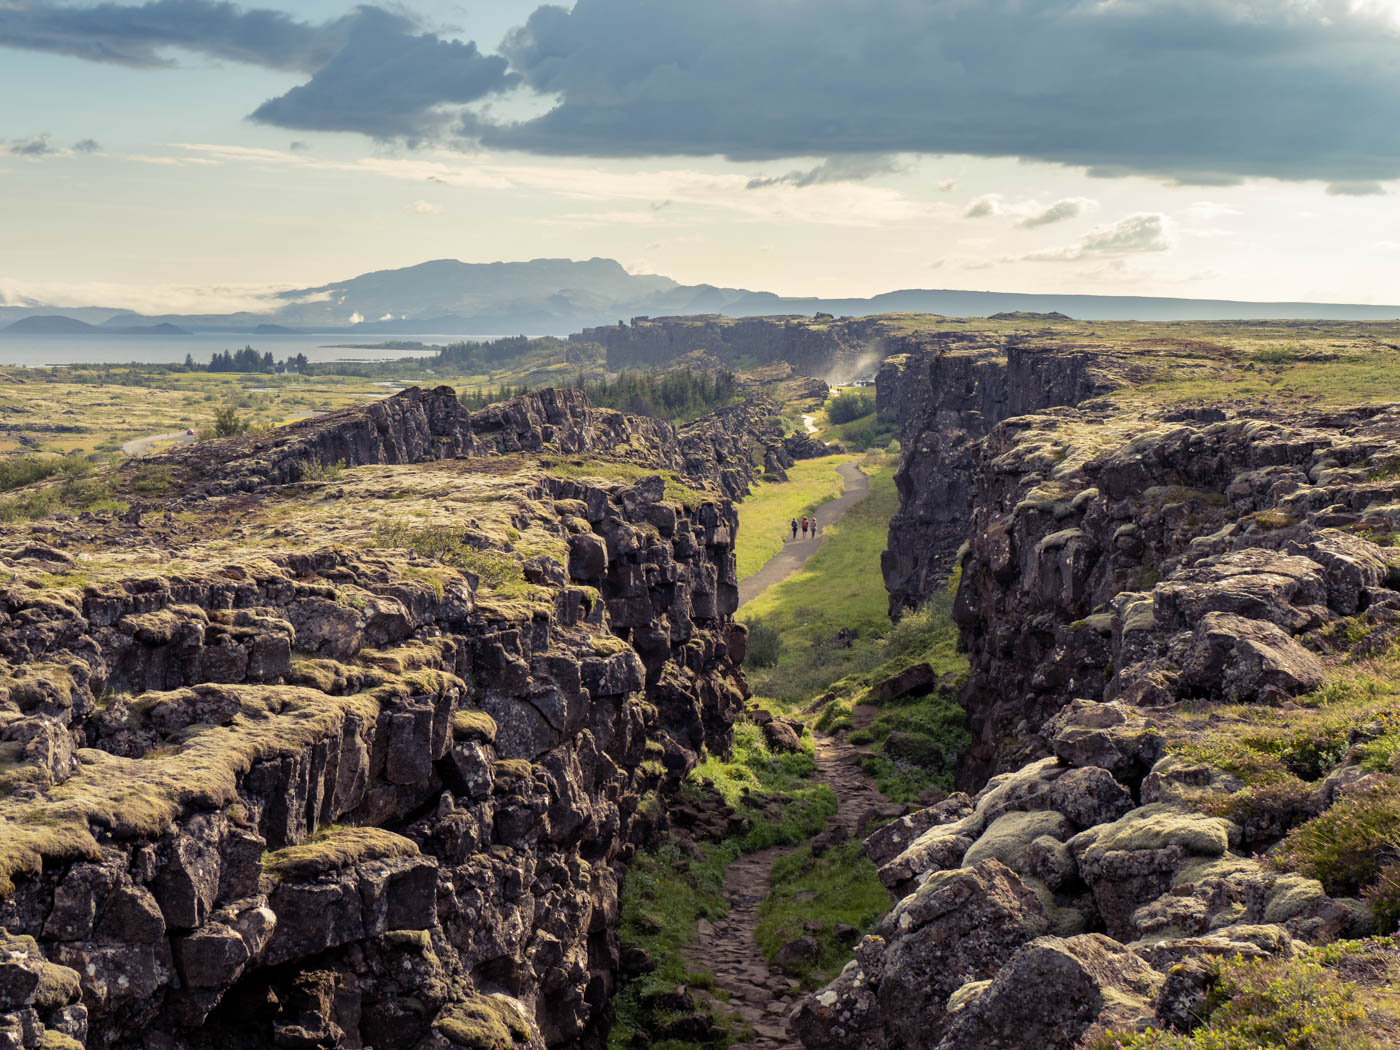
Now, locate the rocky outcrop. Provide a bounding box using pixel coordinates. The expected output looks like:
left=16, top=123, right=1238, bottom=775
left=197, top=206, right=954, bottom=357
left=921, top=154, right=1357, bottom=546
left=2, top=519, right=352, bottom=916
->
left=164, top=385, right=822, bottom=506
left=801, top=375, right=1400, bottom=1049
left=0, top=391, right=757, bottom=1050
left=953, top=405, right=1400, bottom=782
left=878, top=340, right=1136, bottom=617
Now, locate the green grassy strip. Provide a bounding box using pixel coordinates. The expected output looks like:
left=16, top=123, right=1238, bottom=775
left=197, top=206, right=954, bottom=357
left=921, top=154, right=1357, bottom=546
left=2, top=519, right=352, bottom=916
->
left=754, top=838, right=890, bottom=989
left=609, top=724, right=838, bottom=1050
left=733, top=454, right=853, bottom=580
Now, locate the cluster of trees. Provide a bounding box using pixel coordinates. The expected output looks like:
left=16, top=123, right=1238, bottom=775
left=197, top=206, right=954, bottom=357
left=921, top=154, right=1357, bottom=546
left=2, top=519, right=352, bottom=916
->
left=457, top=367, right=739, bottom=422
left=577, top=368, right=738, bottom=421
left=827, top=388, right=878, bottom=424
left=458, top=384, right=533, bottom=411
left=183, top=347, right=311, bottom=373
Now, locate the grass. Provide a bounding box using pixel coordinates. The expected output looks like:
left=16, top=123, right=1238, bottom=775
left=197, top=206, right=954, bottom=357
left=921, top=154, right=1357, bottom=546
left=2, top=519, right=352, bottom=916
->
left=609, top=723, right=838, bottom=1050
left=262, top=825, right=419, bottom=880
left=739, top=461, right=906, bottom=705
left=753, top=838, right=889, bottom=987
left=736, top=459, right=968, bottom=800
left=538, top=456, right=712, bottom=510
left=369, top=519, right=534, bottom=595
left=733, top=454, right=852, bottom=580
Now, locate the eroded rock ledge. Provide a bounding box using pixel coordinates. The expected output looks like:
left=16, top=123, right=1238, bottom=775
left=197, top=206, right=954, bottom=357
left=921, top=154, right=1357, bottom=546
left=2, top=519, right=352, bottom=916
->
left=798, top=385, right=1400, bottom=1048
left=0, top=389, right=768, bottom=1050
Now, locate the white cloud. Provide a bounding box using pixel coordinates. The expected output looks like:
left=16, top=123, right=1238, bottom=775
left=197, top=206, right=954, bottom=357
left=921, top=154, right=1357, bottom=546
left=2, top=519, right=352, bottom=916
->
left=1186, top=201, right=1243, bottom=220
left=963, top=193, right=1097, bottom=226
left=164, top=142, right=949, bottom=228
left=405, top=199, right=443, bottom=214
left=0, top=277, right=295, bottom=314
left=348, top=312, right=364, bottom=324
left=1021, top=213, right=1174, bottom=262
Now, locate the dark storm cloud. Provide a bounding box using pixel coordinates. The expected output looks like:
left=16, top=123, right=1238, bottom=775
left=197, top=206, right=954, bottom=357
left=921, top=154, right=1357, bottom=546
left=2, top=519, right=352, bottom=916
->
left=7, top=0, right=1400, bottom=182
left=0, top=0, right=347, bottom=70
left=483, top=0, right=1400, bottom=184
left=250, top=7, right=515, bottom=141
left=0, top=2, right=515, bottom=143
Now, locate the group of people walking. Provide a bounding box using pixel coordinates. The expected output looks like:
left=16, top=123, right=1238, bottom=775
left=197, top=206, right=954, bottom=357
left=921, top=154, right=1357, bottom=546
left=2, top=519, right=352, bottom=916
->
left=789, top=515, right=819, bottom=540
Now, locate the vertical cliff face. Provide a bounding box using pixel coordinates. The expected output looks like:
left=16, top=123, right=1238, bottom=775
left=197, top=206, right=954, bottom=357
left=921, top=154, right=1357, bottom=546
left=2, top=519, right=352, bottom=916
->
left=801, top=377, right=1400, bottom=1050
left=879, top=342, right=1127, bottom=617
left=0, top=389, right=762, bottom=1050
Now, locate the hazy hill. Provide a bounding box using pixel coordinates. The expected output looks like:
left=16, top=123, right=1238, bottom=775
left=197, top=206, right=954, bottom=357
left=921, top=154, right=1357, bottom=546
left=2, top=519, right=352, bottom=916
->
left=2, top=314, right=99, bottom=334
left=4, top=258, right=1400, bottom=335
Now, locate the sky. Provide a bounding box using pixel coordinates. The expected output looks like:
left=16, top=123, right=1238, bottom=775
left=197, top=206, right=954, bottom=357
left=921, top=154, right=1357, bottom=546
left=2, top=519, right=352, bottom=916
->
left=3, top=0, right=1400, bottom=314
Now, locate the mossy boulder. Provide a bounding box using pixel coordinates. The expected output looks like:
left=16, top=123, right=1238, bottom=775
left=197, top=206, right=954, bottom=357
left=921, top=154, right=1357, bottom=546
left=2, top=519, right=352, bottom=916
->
left=962, top=810, right=1072, bottom=874
left=432, top=993, right=535, bottom=1048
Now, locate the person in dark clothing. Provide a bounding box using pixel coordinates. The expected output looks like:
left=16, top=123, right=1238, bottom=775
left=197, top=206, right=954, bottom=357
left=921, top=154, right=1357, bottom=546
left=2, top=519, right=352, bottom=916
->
left=790, top=518, right=798, bottom=539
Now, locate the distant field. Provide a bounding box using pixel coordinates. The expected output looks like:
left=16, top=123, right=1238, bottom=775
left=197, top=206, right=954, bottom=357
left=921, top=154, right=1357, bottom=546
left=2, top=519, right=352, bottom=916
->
left=733, top=454, right=853, bottom=580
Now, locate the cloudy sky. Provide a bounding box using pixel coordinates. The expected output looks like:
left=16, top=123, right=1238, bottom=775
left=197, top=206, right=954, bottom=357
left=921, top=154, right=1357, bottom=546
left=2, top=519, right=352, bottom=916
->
left=3, top=0, right=1400, bottom=312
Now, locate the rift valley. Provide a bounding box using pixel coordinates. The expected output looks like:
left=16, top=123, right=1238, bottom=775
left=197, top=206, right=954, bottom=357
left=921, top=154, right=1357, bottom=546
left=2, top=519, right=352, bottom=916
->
left=1, top=312, right=1400, bottom=1050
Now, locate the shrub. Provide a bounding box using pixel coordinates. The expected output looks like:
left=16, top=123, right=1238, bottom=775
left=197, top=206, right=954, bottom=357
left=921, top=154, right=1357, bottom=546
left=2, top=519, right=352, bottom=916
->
left=369, top=519, right=527, bottom=592
left=827, top=389, right=877, bottom=424
left=0, top=454, right=90, bottom=493
left=1272, top=774, right=1400, bottom=895
left=1363, top=862, right=1400, bottom=934
left=1094, top=952, right=1372, bottom=1050
left=300, top=458, right=346, bottom=482
left=746, top=619, right=782, bottom=667
left=212, top=403, right=249, bottom=437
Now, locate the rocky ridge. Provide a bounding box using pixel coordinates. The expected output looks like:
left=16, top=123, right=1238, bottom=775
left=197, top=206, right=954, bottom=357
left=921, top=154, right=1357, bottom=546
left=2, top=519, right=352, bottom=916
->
left=797, top=351, right=1400, bottom=1047
left=0, top=387, right=793, bottom=1050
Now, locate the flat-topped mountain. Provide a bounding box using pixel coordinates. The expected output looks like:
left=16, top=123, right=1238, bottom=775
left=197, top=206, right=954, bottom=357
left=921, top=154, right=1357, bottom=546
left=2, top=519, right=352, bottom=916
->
left=5, top=258, right=1400, bottom=336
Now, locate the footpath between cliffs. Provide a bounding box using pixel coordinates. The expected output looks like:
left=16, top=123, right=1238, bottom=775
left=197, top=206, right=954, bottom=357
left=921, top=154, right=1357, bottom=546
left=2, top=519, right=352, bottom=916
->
left=683, top=734, right=891, bottom=1049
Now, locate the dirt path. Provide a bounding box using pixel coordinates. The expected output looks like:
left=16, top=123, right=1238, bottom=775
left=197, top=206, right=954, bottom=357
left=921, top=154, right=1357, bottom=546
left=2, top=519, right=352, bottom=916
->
left=120, top=429, right=195, bottom=457
left=737, top=461, right=870, bottom=609
left=685, top=735, right=892, bottom=1048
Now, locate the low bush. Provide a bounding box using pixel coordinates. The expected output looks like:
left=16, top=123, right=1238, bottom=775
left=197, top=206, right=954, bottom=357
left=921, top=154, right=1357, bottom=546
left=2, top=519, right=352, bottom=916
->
left=746, top=619, right=782, bottom=667
left=827, top=389, right=877, bottom=424
left=369, top=520, right=527, bottom=593
left=0, top=454, right=90, bottom=493
left=1094, top=951, right=1374, bottom=1050
left=1272, top=774, right=1400, bottom=896
left=1363, top=863, right=1400, bottom=935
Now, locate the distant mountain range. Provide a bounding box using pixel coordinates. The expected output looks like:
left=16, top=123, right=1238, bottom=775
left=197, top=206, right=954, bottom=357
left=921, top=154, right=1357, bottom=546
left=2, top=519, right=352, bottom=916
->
left=2, top=257, right=1399, bottom=336
left=0, top=315, right=190, bottom=336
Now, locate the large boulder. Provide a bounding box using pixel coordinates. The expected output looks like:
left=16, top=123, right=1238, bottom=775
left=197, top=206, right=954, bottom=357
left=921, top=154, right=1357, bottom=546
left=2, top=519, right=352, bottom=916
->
left=874, top=861, right=1049, bottom=1048
left=1068, top=805, right=1237, bottom=940
left=1182, top=612, right=1326, bottom=704
left=935, top=934, right=1162, bottom=1050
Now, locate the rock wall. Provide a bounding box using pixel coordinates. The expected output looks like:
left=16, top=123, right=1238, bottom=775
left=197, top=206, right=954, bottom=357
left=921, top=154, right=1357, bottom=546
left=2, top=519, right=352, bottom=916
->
left=177, top=385, right=819, bottom=505
left=796, top=398, right=1400, bottom=1050
left=877, top=341, right=1130, bottom=617
left=0, top=391, right=760, bottom=1050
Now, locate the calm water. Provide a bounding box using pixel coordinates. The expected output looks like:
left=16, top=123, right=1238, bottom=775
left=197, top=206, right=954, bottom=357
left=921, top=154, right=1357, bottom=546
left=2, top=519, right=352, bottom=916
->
left=0, top=332, right=511, bottom=367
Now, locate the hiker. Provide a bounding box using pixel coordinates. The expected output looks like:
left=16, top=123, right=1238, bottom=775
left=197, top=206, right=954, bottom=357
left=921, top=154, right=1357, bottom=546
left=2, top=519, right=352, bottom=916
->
left=790, top=518, right=798, bottom=540
left=801, top=516, right=809, bottom=537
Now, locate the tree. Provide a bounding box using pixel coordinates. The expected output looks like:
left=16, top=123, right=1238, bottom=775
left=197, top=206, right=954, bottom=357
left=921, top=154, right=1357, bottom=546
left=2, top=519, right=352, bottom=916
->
left=212, top=403, right=249, bottom=438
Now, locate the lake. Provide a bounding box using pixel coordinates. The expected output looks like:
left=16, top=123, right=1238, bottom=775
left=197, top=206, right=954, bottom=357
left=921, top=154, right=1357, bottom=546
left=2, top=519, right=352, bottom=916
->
left=0, top=332, right=512, bottom=367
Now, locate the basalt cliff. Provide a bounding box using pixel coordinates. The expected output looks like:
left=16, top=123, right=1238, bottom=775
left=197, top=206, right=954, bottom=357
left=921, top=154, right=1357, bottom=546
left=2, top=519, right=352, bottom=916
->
left=797, top=328, right=1400, bottom=1049
left=0, top=386, right=819, bottom=1050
